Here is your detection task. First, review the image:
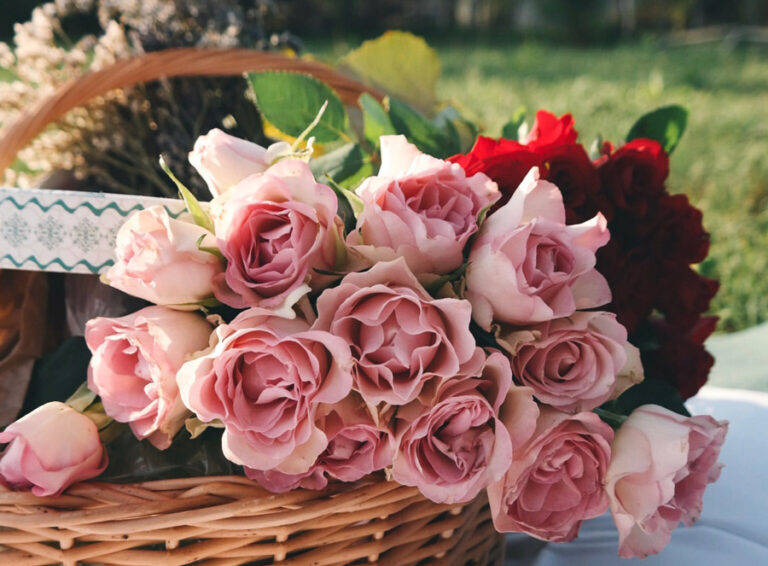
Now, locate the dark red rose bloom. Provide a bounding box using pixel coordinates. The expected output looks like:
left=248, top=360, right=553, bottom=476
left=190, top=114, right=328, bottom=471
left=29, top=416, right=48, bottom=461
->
left=641, top=316, right=718, bottom=399
left=448, top=136, right=541, bottom=207
left=656, top=266, right=719, bottom=330
left=525, top=110, right=578, bottom=151
left=596, top=239, right=657, bottom=333
left=641, top=194, right=710, bottom=265
left=540, top=143, right=606, bottom=224
left=598, top=139, right=670, bottom=216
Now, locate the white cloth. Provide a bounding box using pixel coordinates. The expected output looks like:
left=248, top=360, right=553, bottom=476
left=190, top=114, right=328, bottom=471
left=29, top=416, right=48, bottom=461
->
left=504, top=387, right=768, bottom=565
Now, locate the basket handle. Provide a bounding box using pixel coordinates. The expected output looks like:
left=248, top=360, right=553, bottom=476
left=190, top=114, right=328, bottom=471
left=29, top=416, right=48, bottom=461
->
left=0, top=47, right=382, bottom=174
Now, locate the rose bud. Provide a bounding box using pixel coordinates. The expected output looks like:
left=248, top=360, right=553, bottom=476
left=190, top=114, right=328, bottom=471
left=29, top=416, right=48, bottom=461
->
left=314, top=257, right=478, bottom=405
left=177, top=309, right=353, bottom=473
left=392, top=351, right=538, bottom=504
left=606, top=405, right=728, bottom=558
left=105, top=205, right=223, bottom=308
left=488, top=408, right=613, bottom=542
left=498, top=311, right=642, bottom=412
left=189, top=128, right=291, bottom=198
left=85, top=306, right=212, bottom=450
left=211, top=158, right=345, bottom=310
left=0, top=402, right=107, bottom=496
left=348, top=135, right=499, bottom=277
left=465, top=167, right=611, bottom=329
left=247, top=395, right=395, bottom=492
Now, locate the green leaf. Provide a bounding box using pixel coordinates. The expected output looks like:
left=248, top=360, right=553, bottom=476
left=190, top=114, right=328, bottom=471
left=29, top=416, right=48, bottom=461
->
left=65, top=382, right=97, bottom=413
left=292, top=100, right=329, bottom=150
left=360, top=93, right=396, bottom=149
left=593, top=407, right=628, bottom=430
left=626, top=105, right=688, bottom=154
left=501, top=106, right=527, bottom=140
left=435, top=106, right=479, bottom=153
left=159, top=156, right=214, bottom=233
left=83, top=401, right=114, bottom=431
left=195, top=234, right=225, bottom=261
left=425, top=262, right=468, bottom=296
left=323, top=174, right=364, bottom=234
left=600, top=377, right=691, bottom=418
left=340, top=31, right=441, bottom=114
left=311, top=143, right=373, bottom=189
left=388, top=98, right=458, bottom=158
left=247, top=71, right=348, bottom=143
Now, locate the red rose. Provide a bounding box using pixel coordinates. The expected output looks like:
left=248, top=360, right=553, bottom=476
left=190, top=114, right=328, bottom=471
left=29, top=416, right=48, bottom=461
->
left=656, top=266, right=719, bottom=330
left=599, top=139, right=669, bottom=216
left=596, top=239, right=656, bottom=333
left=642, top=194, right=710, bottom=265
left=540, top=143, right=605, bottom=224
left=449, top=136, right=541, bottom=206
left=642, top=317, right=717, bottom=399
left=524, top=110, right=578, bottom=151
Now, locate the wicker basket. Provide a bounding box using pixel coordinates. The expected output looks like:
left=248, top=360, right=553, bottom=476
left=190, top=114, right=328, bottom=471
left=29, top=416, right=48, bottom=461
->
left=0, top=48, right=504, bottom=565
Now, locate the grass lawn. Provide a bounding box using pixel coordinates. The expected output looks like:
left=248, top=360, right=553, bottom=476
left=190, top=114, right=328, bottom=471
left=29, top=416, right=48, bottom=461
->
left=312, top=37, right=768, bottom=333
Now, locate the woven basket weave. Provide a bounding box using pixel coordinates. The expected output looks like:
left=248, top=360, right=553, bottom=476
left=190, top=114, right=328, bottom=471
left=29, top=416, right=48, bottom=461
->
left=0, top=48, right=504, bottom=565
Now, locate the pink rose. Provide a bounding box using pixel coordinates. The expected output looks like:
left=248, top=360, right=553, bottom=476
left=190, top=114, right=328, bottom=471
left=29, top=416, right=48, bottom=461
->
left=392, top=350, right=538, bottom=504
left=465, top=167, right=611, bottom=329
left=314, top=257, right=478, bottom=405
left=348, top=135, right=499, bottom=276
left=105, top=205, right=223, bottom=307
left=211, top=159, right=345, bottom=310
left=85, top=306, right=212, bottom=450
left=488, top=408, right=613, bottom=542
left=498, top=311, right=642, bottom=412
left=246, top=395, right=395, bottom=492
left=189, top=128, right=290, bottom=197
left=0, top=402, right=107, bottom=496
left=606, top=405, right=728, bottom=558
left=177, top=309, right=353, bottom=473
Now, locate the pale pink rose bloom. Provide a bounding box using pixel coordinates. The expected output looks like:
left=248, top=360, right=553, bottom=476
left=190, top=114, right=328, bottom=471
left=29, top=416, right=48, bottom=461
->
left=211, top=159, right=345, bottom=310
left=246, top=395, right=395, bottom=492
left=488, top=408, right=614, bottom=542
left=606, top=405, right=728, bottom=558
left=189, top=128, right=291, bottom=197
left=348, top=135, right=499, bottom=276
left=465, top=167, right=611, bottom=329
left=85, top=306, right=212, bottom=450
left=177, top=309, right=353, bottom=473
left=105, top=205, right=223, bottom=307
left=498, top=311, right=642, bottom=412
left=0, top=402, right=107, bottom=496
left=392, top=350, right=539, bottom=504
left=314, top=257, right=477, bottom=405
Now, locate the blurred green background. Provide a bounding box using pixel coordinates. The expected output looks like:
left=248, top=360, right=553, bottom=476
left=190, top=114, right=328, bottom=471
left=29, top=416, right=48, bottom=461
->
left=311, top=37, right=768, bottom=334
left=2, top=0, right=767, bottom=333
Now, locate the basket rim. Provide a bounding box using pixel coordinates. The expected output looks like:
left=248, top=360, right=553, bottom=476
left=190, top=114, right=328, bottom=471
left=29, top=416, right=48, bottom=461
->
left=0, top=46, right=383, bottom=175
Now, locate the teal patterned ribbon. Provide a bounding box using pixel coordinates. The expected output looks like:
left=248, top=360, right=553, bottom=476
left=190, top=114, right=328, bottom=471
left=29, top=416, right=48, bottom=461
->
left=0, top=187, right=187, bottom=274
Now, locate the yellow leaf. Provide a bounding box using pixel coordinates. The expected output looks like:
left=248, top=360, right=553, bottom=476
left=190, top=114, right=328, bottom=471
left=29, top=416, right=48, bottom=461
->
left=340, top=31, right=441, bottom=115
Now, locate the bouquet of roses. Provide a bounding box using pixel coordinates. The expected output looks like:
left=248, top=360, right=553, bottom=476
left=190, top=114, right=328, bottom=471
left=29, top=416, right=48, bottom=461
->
left=0, top=37, right=727, bottom=559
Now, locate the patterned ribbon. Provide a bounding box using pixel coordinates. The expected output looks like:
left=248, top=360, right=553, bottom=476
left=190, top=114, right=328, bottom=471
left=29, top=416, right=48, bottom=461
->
left=0, top=187, right=185, bottom=274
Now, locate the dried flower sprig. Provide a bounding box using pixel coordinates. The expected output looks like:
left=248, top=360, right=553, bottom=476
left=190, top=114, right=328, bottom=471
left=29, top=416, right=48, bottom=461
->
left=0, top=0, right=299, bottom=198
